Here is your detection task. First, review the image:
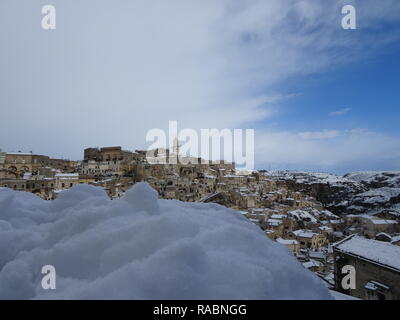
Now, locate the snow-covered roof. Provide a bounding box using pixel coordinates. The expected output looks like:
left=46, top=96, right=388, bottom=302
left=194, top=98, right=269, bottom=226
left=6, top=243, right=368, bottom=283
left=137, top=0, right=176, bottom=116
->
left=391, top=235, right=400, bottom=243
left=302, top=260, right=323, bottom=269
left=369, top=219, right=397, bottom=225
left=22, top=172, right=32, bottom=179
left=364, top=280, right=389, bottom=291
left=276, top=238, right=299, bottom=245
left=319, top=226, right=332, bottom=231
left=270, top=214, right=286, bottom=219
left=6, top=152, right=33, bottom=156
left=198, top=192, right=220, bottom=202
left=289, top=209, right=318, bottom=223
left=55, top=173, right=79, bottom=179
left=292, top=229, right=317, bottom=238
left=375, top=232, right=391, bottom=239
left=334, top=236, right=400, bottom=271
left=267, top=219, right=282, bottom=226
left=55, top=173, right=79, bottom=177
left=309, top=251, right=326, bottom=259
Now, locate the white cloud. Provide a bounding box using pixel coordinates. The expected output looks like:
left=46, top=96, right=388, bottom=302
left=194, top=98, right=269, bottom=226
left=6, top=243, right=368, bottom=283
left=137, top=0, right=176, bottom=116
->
left=0, top=0, right=399, bottom=165
left=298, top=130, right=342, bottom=140
left=256, top=129, right=400, bottom=172
left=329, top=108, right=351, bottom=116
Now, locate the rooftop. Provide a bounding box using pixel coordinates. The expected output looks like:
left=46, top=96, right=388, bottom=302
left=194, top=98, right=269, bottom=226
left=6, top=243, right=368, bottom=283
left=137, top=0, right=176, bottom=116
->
left=334, top=235, right=400, bottom=271
left=276, top=238, right=299, bottom=245
left=292, top=229, right=317, bottom=238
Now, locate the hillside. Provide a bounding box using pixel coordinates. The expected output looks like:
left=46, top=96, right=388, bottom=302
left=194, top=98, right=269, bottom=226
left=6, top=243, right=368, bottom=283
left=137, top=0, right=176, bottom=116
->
left=268, top=171, right=400, bottom=218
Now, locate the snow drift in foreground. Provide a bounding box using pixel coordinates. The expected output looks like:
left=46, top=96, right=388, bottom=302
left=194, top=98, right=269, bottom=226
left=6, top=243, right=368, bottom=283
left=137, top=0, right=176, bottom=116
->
left=0, top=183, right=331, bottom=299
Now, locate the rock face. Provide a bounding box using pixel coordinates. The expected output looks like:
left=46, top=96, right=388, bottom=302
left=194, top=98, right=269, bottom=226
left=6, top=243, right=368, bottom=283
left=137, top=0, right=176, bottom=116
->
left=268, top=171, right=400, bottom=217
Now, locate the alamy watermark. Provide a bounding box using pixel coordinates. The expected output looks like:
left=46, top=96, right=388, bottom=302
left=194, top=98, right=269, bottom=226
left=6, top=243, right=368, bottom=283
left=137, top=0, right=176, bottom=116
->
left=341, top=265, right=356, bottom=290
left=342, top=5, right=357, bottom=30
left=41, top=265, right=56, bottom=290
left=40, top=4, right=356, bottom=31
left=146, top=121, right=255, bottom=171
left=41, top=5, right=56, bottom=30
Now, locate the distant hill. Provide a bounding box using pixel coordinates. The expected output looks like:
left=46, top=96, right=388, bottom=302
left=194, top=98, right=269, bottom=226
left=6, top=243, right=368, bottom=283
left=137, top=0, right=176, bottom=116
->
left=266, top=171, right=400, bottom=218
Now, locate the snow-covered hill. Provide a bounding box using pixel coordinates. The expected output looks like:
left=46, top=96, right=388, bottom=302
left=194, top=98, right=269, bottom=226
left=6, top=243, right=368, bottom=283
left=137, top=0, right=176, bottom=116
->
left=268, top=171, right=400, bottom=217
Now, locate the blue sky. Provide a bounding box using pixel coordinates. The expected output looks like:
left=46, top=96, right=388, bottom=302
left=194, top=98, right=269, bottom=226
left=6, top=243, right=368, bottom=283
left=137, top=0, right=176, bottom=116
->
left=253, top=44, right=400, bottom=173
left=275, top=47, right=400, bottom=135
left=0, top=0, right=400, bottom=174
left=252, top=11, right=400, bottom=174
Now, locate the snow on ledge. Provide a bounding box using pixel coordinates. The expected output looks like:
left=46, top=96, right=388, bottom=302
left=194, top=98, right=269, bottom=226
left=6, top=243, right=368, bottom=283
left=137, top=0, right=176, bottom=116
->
left=0, top=183, right=331, bottom=300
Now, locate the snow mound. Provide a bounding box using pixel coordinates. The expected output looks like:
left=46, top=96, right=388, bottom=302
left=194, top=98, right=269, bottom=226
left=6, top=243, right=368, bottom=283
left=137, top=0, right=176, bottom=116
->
left=0, top=183, right=331, bottom=300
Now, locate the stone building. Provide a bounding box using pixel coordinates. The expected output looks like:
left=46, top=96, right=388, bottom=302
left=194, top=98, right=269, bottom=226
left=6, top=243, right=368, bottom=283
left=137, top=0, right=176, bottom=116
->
left=276, top=237, right=300, bottom=255
left=1, top=179, right=27, bottom=191
left=4, top=152, right=51, bottom=177
left=289, top=229, right=327, bottom=249
left=54, top=173, right=79, bottom=190
left=81, top=146, right=135, bottom=177
left=84, top=146, right=133, bottom=163
left=0, top=152, right=5, bottom=170
left=362, top=218, right=398, bottom=239
left=333, top=235, right=400, bottom=300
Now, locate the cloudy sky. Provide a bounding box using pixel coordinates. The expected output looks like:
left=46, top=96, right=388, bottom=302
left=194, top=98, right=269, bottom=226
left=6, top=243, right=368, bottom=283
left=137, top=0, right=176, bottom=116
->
left=1, top=0, right=400, bottom=174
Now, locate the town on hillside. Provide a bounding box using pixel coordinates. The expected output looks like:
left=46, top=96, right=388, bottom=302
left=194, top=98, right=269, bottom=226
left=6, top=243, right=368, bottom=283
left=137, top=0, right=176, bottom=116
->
left=1, top=146, right=400, bottom=300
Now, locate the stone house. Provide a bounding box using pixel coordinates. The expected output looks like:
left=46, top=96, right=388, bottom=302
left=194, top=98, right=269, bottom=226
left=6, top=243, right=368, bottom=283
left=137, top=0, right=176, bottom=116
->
left=362, top=218, right=398, bottom=239
left=333, top=235, right=400, bottom=300
left=289, top=230, right=327, bottom=249
left=276, top=237, right=300, bottom=255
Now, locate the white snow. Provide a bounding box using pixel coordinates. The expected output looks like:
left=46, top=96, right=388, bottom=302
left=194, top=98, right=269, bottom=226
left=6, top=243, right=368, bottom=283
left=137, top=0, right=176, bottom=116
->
left=0, top=183, right=331, bottom=300
left=302, top=260, right=323, bottom=269
left=370, top=219, right=397, bottom=225
left=270, top=214, right=286, bottom=219
left=6, top=152, right=33, bottom=156
left=334, top=236, right=400, bottom=271
left=345, top=171, right=400, bottom=187
left=266, top=218, right=283, bottom=226
left=289, top=210, right=318, bottom=223
left=276, top=238, right=298, bottom=245
left=267, top=171, right=353, bottom=186
left=354, top=187, right=400, bottom=204
left=292, top=230, right=316, bottom=239
left=54, top=173, right=79, bottom=179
